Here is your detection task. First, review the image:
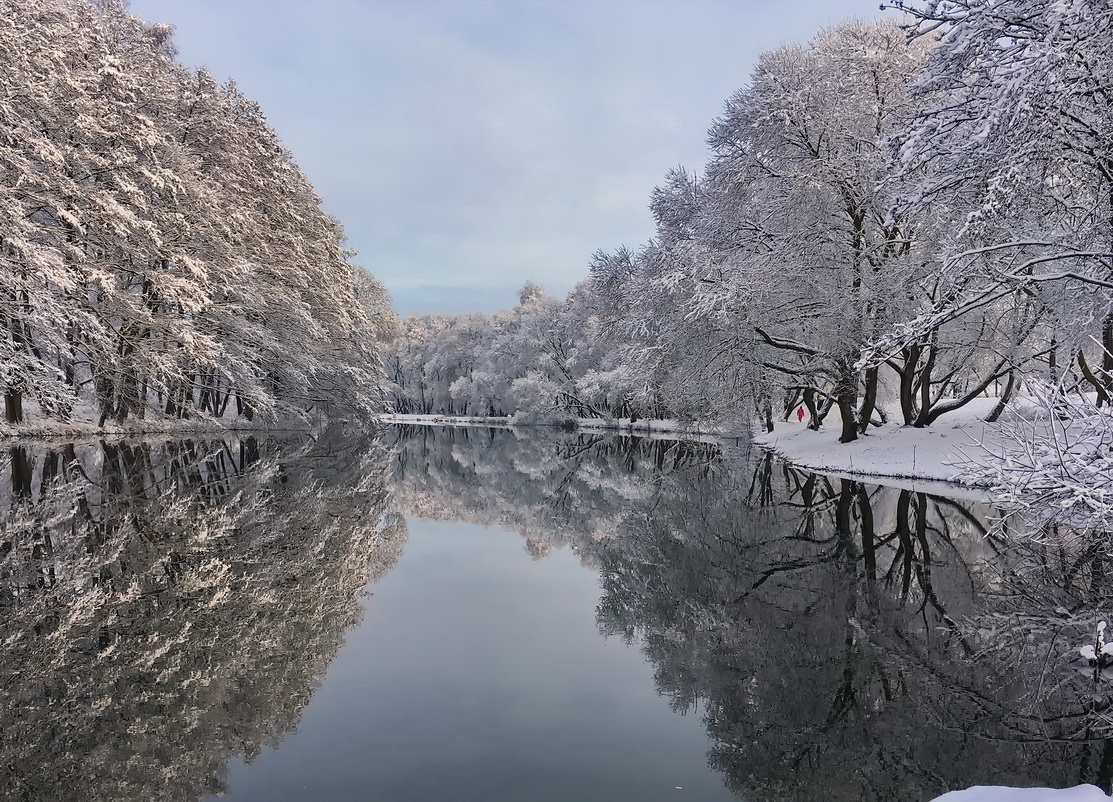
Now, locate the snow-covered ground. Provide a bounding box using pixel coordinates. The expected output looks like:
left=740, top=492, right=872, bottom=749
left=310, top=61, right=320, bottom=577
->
left=385, top=399, right=1017, bottom=489
left=754, top=396, right=1019, bottom=489
left=931, top=786, right=1111, bottom=801
left=0, top=403, right=234, bottom=439
left=378, top=413, right=514, bottom=429
left=380, top=413, right=731, bottom=444
left=384, top=400, right=1022, bottom=492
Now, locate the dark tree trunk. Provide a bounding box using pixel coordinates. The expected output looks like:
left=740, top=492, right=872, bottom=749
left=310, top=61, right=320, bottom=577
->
left=803, top=388, right=820, bottom=431
left=835, top=374, right=858, bottom=444
left=896, top=344, right=921, bottom=425
left=761, top=397, right=774, bottom=433
left=4, top=389, right=23, bottom=423
left=1103, top=313, right=1113, bottom=401
left=1079, top=350, right=1112, bottom=407
left=984, top=369, right=1016, bottom=423
left=858, top=366, right=878, bottom=434
left=912, top=343, right=938, bottom=428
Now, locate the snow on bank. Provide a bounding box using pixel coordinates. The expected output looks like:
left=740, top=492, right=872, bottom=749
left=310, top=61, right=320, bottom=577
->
left=0, top=414, right=240, bottom=441
left=379, top=413, right=514, bottom=429
left=754, top=396, right=1017, bottom=488
left=385, top=398, right=1062, bottom=499
left=380, top=414, right=732, bottom=444
left=384, top=403, right=1006, bottom=491
left=0, top=401, right=331, bottom=441
left=931, top=785, right=1111, bottom=801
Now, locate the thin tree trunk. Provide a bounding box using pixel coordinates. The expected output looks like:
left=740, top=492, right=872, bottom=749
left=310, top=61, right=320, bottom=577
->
left=984, top=369, right=1016, bottom=423
left=858, top=365, right=878, bottom=434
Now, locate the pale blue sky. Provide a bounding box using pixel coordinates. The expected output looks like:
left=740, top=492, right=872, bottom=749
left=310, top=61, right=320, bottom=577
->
left=127, top=0, right=891, bottom=316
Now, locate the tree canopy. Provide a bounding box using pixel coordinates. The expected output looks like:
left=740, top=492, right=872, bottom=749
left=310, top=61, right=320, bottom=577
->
left=1, top=0, right=393, bottom=431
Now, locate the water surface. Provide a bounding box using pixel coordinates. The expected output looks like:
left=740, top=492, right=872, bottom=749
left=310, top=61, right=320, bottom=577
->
left=3, top=425, right=1113, bottom=801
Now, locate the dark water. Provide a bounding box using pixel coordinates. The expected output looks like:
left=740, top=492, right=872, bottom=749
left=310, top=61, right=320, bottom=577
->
left=2, top=425, right=1112, bottom=801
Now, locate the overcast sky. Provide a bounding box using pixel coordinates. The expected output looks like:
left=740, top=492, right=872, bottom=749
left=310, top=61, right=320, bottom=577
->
left=127, top=0, right=892, bottom=316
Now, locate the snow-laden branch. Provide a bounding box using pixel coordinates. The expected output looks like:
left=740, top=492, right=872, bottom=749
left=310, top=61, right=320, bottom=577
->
left=959, top=383, right=1113, bottom=530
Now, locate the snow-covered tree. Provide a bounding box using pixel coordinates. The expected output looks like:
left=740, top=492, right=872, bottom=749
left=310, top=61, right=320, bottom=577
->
left=888, top=0, right=1113, bottom=404
left=0, top=0, right=389, bottom=431
left=677, top=19, right=928, bottom=441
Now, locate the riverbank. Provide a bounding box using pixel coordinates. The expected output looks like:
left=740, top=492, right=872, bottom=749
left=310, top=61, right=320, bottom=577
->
left=378, top=413, right=513, bottom=429
left=383, top=404, right=1010, bottom=488
left=379, top=413, right=733, bottom=445
left=753, top=396, right=1014, bottom=486
left=0, top=400, right=334, bottom=441
left=0, top=415, right=326, bottom=441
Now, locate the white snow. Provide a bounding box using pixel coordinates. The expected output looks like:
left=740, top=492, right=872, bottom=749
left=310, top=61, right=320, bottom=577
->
left=380, top=414, right=729, bottom=444
left=379, top=413, right=514, bottom=429
left=386, top=398, right=1022, bottom=496
left=754, top=396, right=1020, bottom=490
left=931, top=785, right=1111, bottom=801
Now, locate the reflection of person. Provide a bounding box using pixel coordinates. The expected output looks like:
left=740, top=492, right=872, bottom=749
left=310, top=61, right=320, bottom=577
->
left=796, top=407, right=805, bottom=423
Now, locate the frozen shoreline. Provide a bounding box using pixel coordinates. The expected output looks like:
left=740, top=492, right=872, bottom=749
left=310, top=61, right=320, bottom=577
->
left=931, top=785, right=1112, bottom=801
left=379, top=413, right=739, bottom=446
left=382, top=404, right=1009, bottom=493
left=752, top=396, right=1015, bottom=491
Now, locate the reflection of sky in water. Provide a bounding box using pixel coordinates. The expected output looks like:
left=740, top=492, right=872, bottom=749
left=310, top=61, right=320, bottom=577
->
left=208, top=517, right=735, bottom=801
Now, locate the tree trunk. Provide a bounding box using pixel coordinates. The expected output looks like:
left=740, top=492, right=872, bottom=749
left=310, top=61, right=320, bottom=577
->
left=984, top=369, right=1016, bottom=423
left=897, top=344, right=920, bottom=425
left=912, top=342, right=938, bottom=428
left=803, top=387, right=820, bottom=431
left=836, top=379, right=859, bottom=444
left=857, top=366, right=878, bottom=434
left=761, top=397, right=774, bottom=433
left=4, top=389, right=23, bottom=423
left=1079, top=350, right=1112, bottom=407
left=1101, top=314, right=1113, bottom=406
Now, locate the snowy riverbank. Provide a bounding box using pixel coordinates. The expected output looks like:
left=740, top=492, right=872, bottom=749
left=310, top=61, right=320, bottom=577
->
left=0, top=400, right=330, bottom=441
left=378, top=413, right=514, bottom=429
left=754, top=396, right=1014, bottom=488
left=384, top=402, right=1014, bottom=489
left=931, top=786, right=1112, bottom=801
left=379, top=413, right=733, bottom=444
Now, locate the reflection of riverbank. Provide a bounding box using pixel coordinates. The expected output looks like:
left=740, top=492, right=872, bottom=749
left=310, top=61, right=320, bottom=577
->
left=0, top=430, right=405, bottom=802
left=390, top=425, right=1113, bottom=800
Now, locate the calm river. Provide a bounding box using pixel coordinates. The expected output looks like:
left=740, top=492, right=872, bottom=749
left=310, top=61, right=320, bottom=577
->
left=1, top=425, right=1110, bottom=801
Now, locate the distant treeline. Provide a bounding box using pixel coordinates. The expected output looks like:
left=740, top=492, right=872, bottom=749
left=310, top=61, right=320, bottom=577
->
left=389, top=6, right=1113, bottom=443
left=1, top=0, right=396, bottom=430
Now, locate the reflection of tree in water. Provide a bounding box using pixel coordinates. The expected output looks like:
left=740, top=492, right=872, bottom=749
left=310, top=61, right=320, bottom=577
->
left=391, top=426, right=1113, bottom=800
left=0, top=428, right=405, bottom=802
left=388, top=424, right=725, bottom=562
